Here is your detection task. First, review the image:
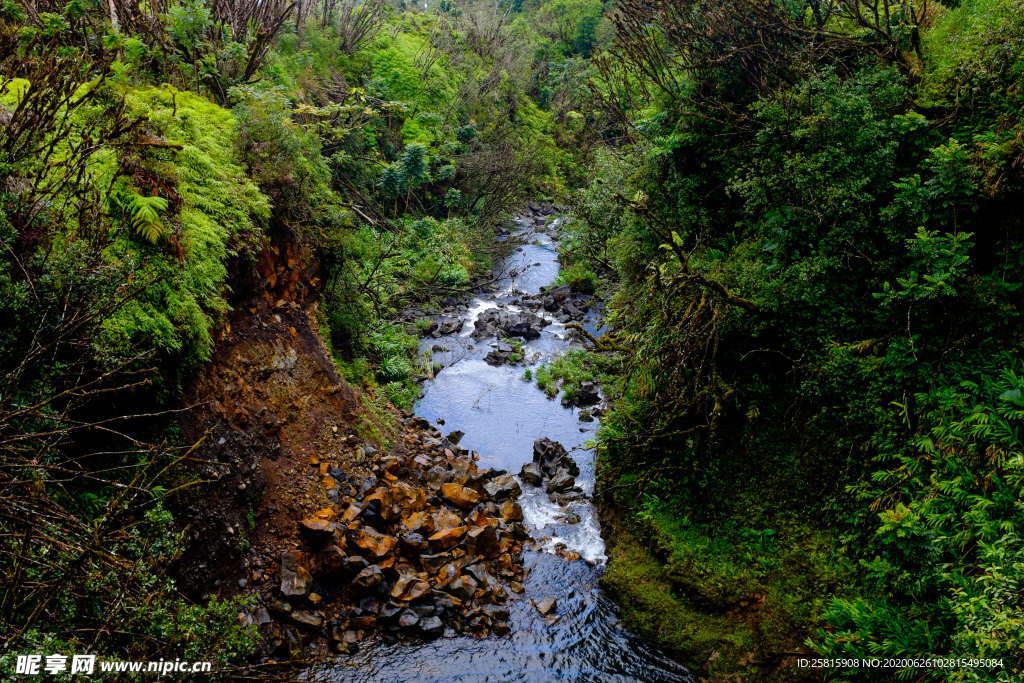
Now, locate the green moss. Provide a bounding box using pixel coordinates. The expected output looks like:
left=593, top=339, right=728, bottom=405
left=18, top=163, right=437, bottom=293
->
left=602, top=490, right=852, bottom=679
left=534, top=349, right=601, bottom=401
left=601, top=518, right=758, bottom=677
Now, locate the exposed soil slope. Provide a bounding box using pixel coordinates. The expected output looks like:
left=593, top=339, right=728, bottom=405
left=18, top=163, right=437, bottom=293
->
left=173, top=234, right=526, bottom=661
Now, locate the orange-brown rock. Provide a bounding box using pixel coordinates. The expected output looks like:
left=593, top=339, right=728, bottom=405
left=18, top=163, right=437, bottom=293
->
left=280, top=550, right=312, bottom=597
left=467, top=525, right=499, bottom=557
left=469, top=511, right=500, bottom=528
left=446, top=574, right=478, bottom=601
left=402, top=510, right=432, bottom=534
left=428, top=525, right=467, bottom=551
left=392, top=483, right=427, bottom=511
left=441, top=483, right=480, bottom=509
left=352, top=527, right=398, bottom=558
left=316, top=544, right=347, bottom=574
left=499, top=501, right=523, bottom=521
left=433, top=508, right=462, bottom=530
left=391, top=574, right=431, bottom=601
left=353, top=564, right=383, bottom=589
left=299, top=517, right=335, bottom=543
left=497, top=553, right=516, bottom=577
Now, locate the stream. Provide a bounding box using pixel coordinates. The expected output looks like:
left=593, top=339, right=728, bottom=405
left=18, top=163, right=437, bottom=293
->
left=317, top=213, right=692, bottom=681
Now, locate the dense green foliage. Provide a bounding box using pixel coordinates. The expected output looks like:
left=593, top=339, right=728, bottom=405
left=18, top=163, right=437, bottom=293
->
left=0, top=0, right=592, bottom=669
left=4, top=0, right=1023, bottom=676
left=555, top=0, right=1024, bottom=677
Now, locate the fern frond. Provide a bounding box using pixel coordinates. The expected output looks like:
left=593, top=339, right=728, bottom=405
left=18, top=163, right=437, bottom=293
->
left=129, top=194, right=170, bottom=244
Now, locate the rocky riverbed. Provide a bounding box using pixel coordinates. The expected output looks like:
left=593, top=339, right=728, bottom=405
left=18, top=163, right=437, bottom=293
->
left=253, top=413, right=531, bottom=653
left=307, top=206, right=692, bottom=681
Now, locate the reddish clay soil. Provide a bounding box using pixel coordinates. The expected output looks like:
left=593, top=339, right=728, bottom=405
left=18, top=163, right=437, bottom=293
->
left=173, top=236, right=527, bottom=662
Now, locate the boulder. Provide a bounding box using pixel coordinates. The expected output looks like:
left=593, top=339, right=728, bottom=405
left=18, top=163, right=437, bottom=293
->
left=352, top=528, right=398, bottom=558
left=359, top=498, right=388, bottom=530
left=572, top=381, right=600, bottom=407
left=441, top=483, right=481, bottom=508
left=399, top=532, right=428, bottom=554
left=532, top=438, right=579, bottom=478
left=436, top=317, right=462, bottom=335
left=545, top=469, right=576, bottom=493
left=419, top=552, right=451, bottom=572
left=467, top=525, right=499, bottom=557
left=340, top=554, right=369, bottom=576
left=429, top=526, right=468, bottom=551
left=535, top=597, right=557, bottom=616
left=447, top=575, right=478, bottom=601
left=291, top=610, right=323, bottom=628
left=353, top=564, right=383, bottom=590
left=549, top=490, right=587, bottom=506
left=519, top=462, right=542, bottom=487
left=483, top=474, right=521, bottom=501
left=499, top=500, right=524, bottom=521
left=484, top=341, right=518, bottom=366
left=298, top=517, right=335, bottom=542
left=420, top=615, right=444, bottom=638
left=402, top=510, right=433, bottom=534
left=264, top=409, right=528, bottom=642
left=358, top=596, right=381, bottom=615
left=473, top=308, right=548, bottom=341
left=465, top=563, right=498, bottom=591
left=279, top=550, right=312, bottom=597
left=316, top=544, right=348, bottom=574
left=391, top=574, right=430, bottom=601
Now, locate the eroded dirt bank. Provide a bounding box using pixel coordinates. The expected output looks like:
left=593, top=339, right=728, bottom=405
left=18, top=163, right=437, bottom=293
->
left=172, top=232, right=528, bottom=664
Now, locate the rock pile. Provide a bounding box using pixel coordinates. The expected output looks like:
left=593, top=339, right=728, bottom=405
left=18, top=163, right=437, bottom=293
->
left=518, top=280, right=595, bottom=324
left=565, top=380, right=600, bottom=408
left=472, top=307, right=549, bottom=340
left=526, top=201, right=559, bottom=224
left=418, top=316, right=463, bottom=337
left=484, top=340, right=527, bottom=366
left=520, top=437, right=585, bottom=506
left=259, top=415, right=529, bottom=655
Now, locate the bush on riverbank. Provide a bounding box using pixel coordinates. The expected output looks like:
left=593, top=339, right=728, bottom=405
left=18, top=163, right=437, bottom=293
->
left=561, top=0, right=1024, bottom=677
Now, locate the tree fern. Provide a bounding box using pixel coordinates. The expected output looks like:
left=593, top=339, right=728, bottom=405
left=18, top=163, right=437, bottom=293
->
left=128, top=194, right=171, bottom=244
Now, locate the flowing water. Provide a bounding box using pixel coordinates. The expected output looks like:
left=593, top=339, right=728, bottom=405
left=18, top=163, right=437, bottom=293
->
left=316, top=215, right=692, bottom=682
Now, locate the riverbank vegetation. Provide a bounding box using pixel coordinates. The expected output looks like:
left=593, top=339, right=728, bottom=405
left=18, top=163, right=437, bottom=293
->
left=0, top=0, right=587, bottom=668
left=555, top=0, right=1024, bottom=678
left=2, top=0, right=1023, bottom=678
